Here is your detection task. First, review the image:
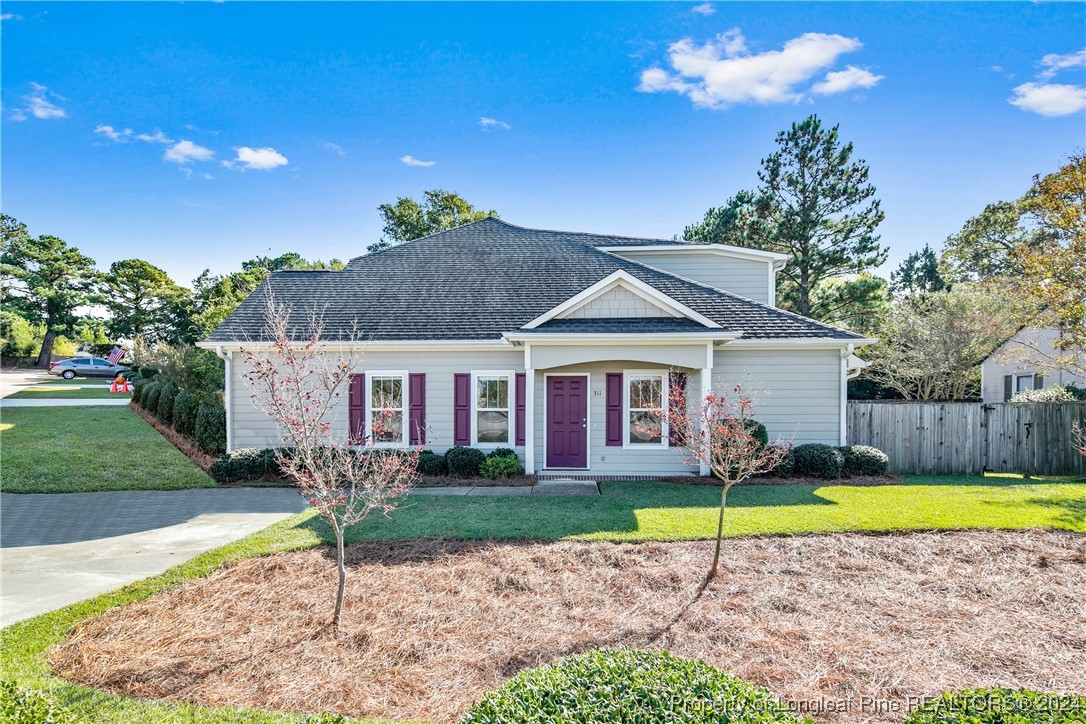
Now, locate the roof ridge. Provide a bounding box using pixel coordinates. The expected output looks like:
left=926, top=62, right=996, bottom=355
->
left=345, top=216, right=503, bottom=265
left=592, top=248, right=864, bottom=340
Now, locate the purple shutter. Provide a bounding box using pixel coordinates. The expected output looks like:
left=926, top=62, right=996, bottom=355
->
left=669, top=372, right=687, bottom=447
left=453, top=373, right=471, bottom=446
left=349, top=374, right=365, bottom=444
left=515, top=373, right=526, bottom=446
left=409, top=373, right=426, bottom=445
left=605, top=373, right=623, bottom=446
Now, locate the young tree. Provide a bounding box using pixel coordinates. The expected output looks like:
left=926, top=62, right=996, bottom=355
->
left=239, top=293, right=419, bottom=627
left=890, top=244, right=946, bottom=297
left=103, top=259, right=190, bottom=343
left=658, top=385, right=789, bottom=579
left=0, top=215, right=100, bottom=366
left=683, top=116, right=886, bottom=318
left=370, top=189, right=498, bottom=253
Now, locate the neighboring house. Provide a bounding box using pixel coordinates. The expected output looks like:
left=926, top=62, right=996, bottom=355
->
left=980, top=326, right=1086, bottom=403
left=198, top=218, right=872, bottom=478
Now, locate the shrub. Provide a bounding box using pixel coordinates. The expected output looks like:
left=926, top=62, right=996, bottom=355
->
left=1012, top=384, right=1086, bottom=403
left=141, top=380, right=163, bottom=413
left=210, top=448, right=284, bottom=483
left=195, top=402, right=227, bottom=454
left=904, top=688, right=1086, bottom=724
left=766, top=443, right=794, bottom=477
left=0, top=680, right=78, bottom=724
left=480, top=454, right=521, bottom=480
left=743, top=419, right=769, bottom=452
left=792, top=443, right=844, bottom=479
left=130, top=377, right=150, bottom=406
left=138, top=365, right=159, bottom=379
left=416, top=450, right=447, bottom=477
left=840, top=444, right=889, bottom=476
left=486, top=447, right=518, bottom=460
left=171, top=389, right=198, bottom=437
left=459, top=648, right=806, bottom=724
left=156, top=381, right=178, bottom=423
left=445, top=446, right=486, bottom=478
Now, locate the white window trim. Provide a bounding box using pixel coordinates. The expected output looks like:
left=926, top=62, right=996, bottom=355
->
left=470, top=370, right=516, bottom=448
left=623, top=369, right=670, bottom=450
left=1015, top=373, right=1035, bottom=393
left=366, top=370, right=409, bottom=449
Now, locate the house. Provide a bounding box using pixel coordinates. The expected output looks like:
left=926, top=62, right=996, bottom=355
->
left=980, top=326, right=1086, bottom=403
left=198, top=218, right=872, bottom=478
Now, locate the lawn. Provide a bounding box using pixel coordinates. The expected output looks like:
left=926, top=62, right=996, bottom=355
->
left=0, top=405, right=214, bottom=493
left=8, top=385, right=127, bottom=399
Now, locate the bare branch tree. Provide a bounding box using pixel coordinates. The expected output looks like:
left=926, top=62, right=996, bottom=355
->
left=239, top=292, right=419, bottom=627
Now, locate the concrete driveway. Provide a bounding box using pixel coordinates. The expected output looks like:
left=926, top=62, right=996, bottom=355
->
left=1, top=488, right=307, bottom=626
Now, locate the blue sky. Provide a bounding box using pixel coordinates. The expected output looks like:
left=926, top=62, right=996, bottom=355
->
left=2, top=2, right=1084, bottom=286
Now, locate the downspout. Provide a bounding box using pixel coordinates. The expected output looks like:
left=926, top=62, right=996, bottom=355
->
left=214, top=345, right=233, bottom=453
left=840, top=343, right=854, bottom=446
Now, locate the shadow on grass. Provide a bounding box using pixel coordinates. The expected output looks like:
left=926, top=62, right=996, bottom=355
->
left=903, top=474, right=1085, bottom=487
left=1021, top=497, right=1086, bottom=528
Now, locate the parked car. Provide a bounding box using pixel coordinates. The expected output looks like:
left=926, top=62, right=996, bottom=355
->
left=48, top=358, right=131, bottom=380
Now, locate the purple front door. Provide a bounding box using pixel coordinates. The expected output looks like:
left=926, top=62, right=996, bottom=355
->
left=546, top=376, right=588, bottom=468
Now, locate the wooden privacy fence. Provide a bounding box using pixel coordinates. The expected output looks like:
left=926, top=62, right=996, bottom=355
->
left=846, top=401, right=1086, bottom=477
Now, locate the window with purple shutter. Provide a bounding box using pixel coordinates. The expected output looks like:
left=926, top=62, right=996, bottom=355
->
left=605, top=373, right=623, bottom=446
left=409, top=373, right=426, bottom=445
left=515, top=372, right=526, bottom=446
left=349, top=374, right=365, bottom=444
left=453, top=373, right=471, bottom=446
left=669, top=372, right=687, bottom=447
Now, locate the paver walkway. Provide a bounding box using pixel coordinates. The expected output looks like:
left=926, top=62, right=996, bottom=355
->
left=0, top=488, right=307, bottom=626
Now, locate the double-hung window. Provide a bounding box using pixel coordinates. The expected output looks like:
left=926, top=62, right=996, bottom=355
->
left=473, top=372, right=512, bottom=446
left=368, top=372, right=407, bottom=446
left=625, top=372, right=668, bottom=447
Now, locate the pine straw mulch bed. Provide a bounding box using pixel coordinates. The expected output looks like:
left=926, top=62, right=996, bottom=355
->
left=50, top=530, right=1086, bottom=723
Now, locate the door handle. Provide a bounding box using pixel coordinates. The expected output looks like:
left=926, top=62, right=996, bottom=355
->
left=582, top=419, right=587, bottom=428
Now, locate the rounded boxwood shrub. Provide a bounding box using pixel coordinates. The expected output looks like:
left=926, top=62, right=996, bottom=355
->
left=210, top=448, right=281, bottom=484
left=141, top=380, right=163, bottom=414
left=459, top=647, right=806, bottom=724
left=766, top=443, right=795, bottom=477
left=138, top=365, right=159, bottom=379
left=486, top=447, right=517, bottom=460
left=195, top=402, right=227, bottom=454
left=904, top=688, right=1086, bottom=724
left=743, top=419, right=769, bottom=451
left=445, top=446, right=486, bottom=478
left=792, top=443, right=844, bottom=479
left=841, top=444, right=889, bottom=477
left=156, top=381, right=178, bottom=423
left=171, top=389, right=199, bottom=437
left=130, top=377, right=150, bottom=406
left=416, top=450, right=447, bottom=477
left=480, top=454, right=521, bottom=480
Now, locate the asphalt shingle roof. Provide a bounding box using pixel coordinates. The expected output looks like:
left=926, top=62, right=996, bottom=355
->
left=206, top=218, right=864, bottom=343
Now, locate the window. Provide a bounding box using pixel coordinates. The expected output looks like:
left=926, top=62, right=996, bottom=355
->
left=473, top=373, right=512, bottom=445
left=1015, top=374, right=1037, bottom=393
left=368, top=373, right=406, bottom=446
left=625, top=372, right=668, bottom=447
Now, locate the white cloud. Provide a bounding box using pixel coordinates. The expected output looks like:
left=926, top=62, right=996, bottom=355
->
left=94, top=124, right=133, bottom=142
left=479, top=116, right=511, bottom=130
left=1038, top=49, right=1086, bottom=80
left=10, top=109, right=27, bottom=121
left=812, top=65, right=884, bottom=95
left=400, top=155, right=436, bottom=167
left=223, top=146, right=289, bottom=171
left=22, top=82, right=66, bottom=120
left=202, top=173, right=215, bottom=180
left=319, top=141, right=347, bottom=156
left=1009, top=82, right=1086, bottom=117
left=1, top=13, right=23, bottom=21
left=637, top=29, right=869, bottom=108
left=137, top=129, right=173, bottom=144
left=690, top=3, right=715, bottom=15
left=163, top=140, right=215, bottom=164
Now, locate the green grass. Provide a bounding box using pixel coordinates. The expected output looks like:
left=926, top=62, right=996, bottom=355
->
left=1, top=475, right=1083, bottom=723
left=0, top=406, right=214, bottom=493
left=9, top=386, right=127, bottom=399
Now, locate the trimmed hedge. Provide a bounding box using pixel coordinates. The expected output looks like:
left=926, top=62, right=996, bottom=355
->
left=767, top=443, right=795, bottom=478
left=138, top=365, right=159, bottom=379
left=486, top=447, right=517, bottom=460
left=459, top=647, right=807, bottom=724
left=141, top=380, right=163, bottom=415
left=417, top=450, right=447, bottom=477
left=156, top=381, right=178, bottom=424
left=210, top=448, right=285, bottom=484
left=904, top=688, right=1086, bottom=724
left=840, top=444, right=889, bottom=477
left=445, top=446, right=486, bottom=478
left=744, top=420, right=769, bottom=451
left=195, top=402, right=227, bottom=454
left=171, top=389, right=199, bottom=437
left=130, top=377, right=150, bottom=406
left=480, top=454, right=520, bottom=480
left=793, top=443, right=844, bottom=479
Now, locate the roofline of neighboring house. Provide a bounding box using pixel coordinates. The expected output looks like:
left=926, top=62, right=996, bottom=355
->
left=597, top=243, right=790, bottom=268
left=723, top=337, right=876, bottom=348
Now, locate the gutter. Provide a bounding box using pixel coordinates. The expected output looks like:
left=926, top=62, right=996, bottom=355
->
left=213, top=345, right=233, bottom=453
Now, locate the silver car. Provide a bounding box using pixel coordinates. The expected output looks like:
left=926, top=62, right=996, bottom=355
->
left=48, top=358, right=131, bottom=380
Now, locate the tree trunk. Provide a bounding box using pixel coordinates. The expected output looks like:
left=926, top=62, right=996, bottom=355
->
left=709, top=484, right=730, bottom=579
left=332, top=524, right=347, bottom=628
left=35, top=330, right=57, bottom=368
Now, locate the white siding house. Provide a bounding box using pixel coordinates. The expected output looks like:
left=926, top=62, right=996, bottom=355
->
left=980, top=326, right=1086, bottom=403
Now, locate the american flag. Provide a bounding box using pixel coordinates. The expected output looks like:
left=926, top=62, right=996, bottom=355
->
left=106, top=346, right=124, bottom=365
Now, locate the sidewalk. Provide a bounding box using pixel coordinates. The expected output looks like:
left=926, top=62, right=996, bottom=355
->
left=2, top=398, right=132, bottom=407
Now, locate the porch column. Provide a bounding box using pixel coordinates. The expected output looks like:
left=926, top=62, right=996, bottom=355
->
left=524, top=368, right=536, bottom=473
left=699, top=366, right=711, bottom=477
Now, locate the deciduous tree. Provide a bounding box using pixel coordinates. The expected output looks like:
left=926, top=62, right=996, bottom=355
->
left=370, top=189, right=497, bottom=253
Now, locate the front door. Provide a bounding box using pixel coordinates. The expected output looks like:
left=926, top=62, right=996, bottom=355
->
left=546, top=375, right=588, bottom=468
